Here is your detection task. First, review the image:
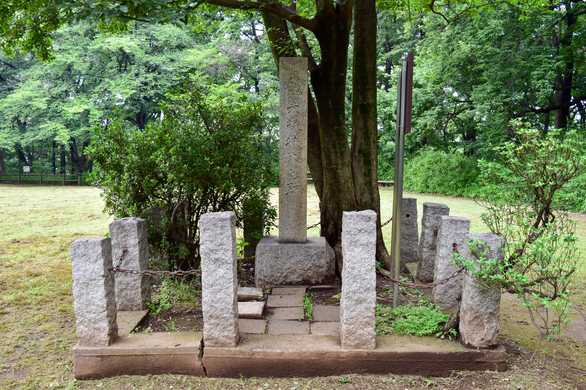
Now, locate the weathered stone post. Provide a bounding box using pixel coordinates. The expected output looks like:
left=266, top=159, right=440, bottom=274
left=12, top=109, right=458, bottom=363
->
left=340, top=210, right=376, bottom=350
left=201, top=211, right=239, bottom=347
left=400, top=197, right=419, bottom=265
left=254, top=57, right=334, bottom=288
left=278, top=56, right=308, bottom=243
left=417, top=202, right=450, bottom=282
left=70, top=237, right=118, bottom=346
left=432, top=216, right=470, bottom=311
left=109, top=217, right=150, bottom=311
left=459, top=233, right=504, bottom=349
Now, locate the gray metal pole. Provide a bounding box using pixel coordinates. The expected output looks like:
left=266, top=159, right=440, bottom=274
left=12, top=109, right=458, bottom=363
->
left=392, top=67, right=407, bottom=309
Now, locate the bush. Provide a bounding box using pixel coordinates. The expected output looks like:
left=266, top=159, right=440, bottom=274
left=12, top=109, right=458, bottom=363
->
left=402, top=148, right=480, bottom=196
left=88, top=77, right=276, bottom=270
left=455, top=121, right=586, bottom=336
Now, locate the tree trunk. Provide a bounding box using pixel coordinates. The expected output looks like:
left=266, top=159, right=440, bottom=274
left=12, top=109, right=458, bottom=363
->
left=310, top=3, right=357, bottom=273
left=60, top=145, right=66, bottom=174
left=553, top=1, right=576, bottom=129
left=0, top=149, right=5, bottom=174
left=351, top=0, right=391, bottom=269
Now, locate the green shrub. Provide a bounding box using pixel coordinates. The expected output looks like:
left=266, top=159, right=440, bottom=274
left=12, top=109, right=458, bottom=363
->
left=88, top=76, right=276, bottom=270
left=402, top=148, right=480, bottom=196
left=455, top=122, right=586, bottom=336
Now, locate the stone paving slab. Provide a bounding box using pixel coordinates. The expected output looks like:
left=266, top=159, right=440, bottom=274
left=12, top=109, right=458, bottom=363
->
left=267, top=294, right=304, bottom=308
left=238, top=287, right=264, bottom=301
left=311, top=321, right=340, bottom=336
left=238, top=319, right=267, bottom=334
left=267, top=307, right=304, bottom=320
left=238, top=301, right=266, bottom=319
left=312, top=306, right=340, bottom=322
left=116, top=310, right=149, bottom=336
left=271, top=287, right=306, bottom=295
left=268, top=320, right=309, bottom=335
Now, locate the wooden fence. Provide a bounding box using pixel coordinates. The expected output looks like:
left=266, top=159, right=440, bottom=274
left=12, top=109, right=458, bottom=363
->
left=0, top=173, right=82, bottom=185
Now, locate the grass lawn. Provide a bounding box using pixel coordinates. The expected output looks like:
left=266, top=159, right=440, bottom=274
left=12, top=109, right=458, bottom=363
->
left=1, top=184, right=585, bottom=389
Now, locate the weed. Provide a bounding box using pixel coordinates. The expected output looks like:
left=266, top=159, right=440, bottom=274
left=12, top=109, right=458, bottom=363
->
left=302, top=292, right=314, bottom=320
left=376, top=303, right=449, bottom=336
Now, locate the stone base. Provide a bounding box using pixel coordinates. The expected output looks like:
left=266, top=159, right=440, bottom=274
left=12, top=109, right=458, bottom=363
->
left=255, top=237, right=335, bottom=289
left=73, top=332, right=204, bottom=379
left=203, top=334, right=507, bottom=377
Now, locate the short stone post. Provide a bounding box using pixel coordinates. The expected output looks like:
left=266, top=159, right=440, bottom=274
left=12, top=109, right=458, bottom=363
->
left=417, top=202, right=450, bottom=282
left=459, top=233, right=504, bottom=349
left=400, top=197, right=419, bottom=265
left=278, top=56, right=308, bottom=243
left=70, top=238, right=118, bottom=346
left=109, top=217, right=151, bottom=311
left=340, top=210, right=376, bottom=350
left=432, top=216, right=470, bottom=311
left=201, top=211, right=239, bottom=347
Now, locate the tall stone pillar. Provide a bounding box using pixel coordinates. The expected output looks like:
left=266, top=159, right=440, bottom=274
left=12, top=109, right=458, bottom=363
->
left=70, top=237, right=118, bottom=346
left=201, top=211, right=239, bottom=347
left=340, top=210, right=377, bottom=350
left=278, top=56, right=308, bottom=243
left=432, top=216, right=470, bottom=310
left=109, top=217, right=150, bottom=311
left=417, top=202, right=450, bottom=282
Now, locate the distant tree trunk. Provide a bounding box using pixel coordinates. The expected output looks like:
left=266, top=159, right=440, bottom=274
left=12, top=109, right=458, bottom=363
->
left=553, top=0, right=576, bottom=129
left=351, top=0, right=391, bottom=269
left=52, top=141, right=56, bottom=173
left=60, top=145, right=66, bottom=174
left=0, top=149, right=5, bottom=174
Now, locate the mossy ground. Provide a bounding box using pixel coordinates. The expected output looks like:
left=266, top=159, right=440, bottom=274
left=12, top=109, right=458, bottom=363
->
left=1, top=184, right=585, bottom=389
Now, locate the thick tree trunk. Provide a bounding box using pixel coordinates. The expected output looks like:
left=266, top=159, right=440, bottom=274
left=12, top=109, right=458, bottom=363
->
left=351, top=0, right=391, bottom=269
left=0, top=149, right=5, bottom=174
left=310, top=3, right=357, bottom=273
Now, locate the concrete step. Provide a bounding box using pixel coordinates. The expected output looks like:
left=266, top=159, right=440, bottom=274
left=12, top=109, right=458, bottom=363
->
left=238, top=287, right=263, bottom=301
left=238, top=301, right=266, bottom=319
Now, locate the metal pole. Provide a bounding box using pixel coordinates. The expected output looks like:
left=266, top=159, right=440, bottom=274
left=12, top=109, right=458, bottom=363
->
left=391, top=53, right=414, bottom=309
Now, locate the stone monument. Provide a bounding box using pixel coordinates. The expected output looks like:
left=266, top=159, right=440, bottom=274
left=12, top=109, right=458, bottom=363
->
left=255, top=57, right=334, bottom=289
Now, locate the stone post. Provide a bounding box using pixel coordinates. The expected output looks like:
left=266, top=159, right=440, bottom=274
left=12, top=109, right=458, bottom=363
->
left=459, top=233, right=504, bottom=349
left=70, top=237, right=118, bottom=346
left=109, top=217, right=150, bottom=311
left=278, top=57, right=308, bottom=243
left=340, top=210, right=376, bottom=349
left=400, top=197, right=419, bottom=265
left=417, top=202, right=450, bottom=282
left=201, top=211, right=239, bottom=347
left=432, top=216, right=470, bottom=311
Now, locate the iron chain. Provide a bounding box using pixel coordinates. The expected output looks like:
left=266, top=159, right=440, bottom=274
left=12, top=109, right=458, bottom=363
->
left=109, top=249, right=201, bottom=276
left=376, top=266, right=465, bottom=290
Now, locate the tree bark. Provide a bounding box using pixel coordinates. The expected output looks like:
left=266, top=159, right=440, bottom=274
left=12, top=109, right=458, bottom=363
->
left=0, top=149, right=5, bottom=174
left=553, top=0, right=576, bottom=129
left=310, top=2, right=357, bottom=273
left=351, top=0, right=391, bottom=269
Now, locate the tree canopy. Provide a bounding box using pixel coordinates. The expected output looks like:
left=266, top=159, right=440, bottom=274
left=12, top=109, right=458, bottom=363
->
left=1, top=0, right=584, bottom=270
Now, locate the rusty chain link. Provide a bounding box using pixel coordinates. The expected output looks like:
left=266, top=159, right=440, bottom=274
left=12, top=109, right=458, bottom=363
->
left=376, top=266, right=465, bottom=290
left=109, top=249, right=201, bottom=276
left=268, top=216, right=393, bottom=230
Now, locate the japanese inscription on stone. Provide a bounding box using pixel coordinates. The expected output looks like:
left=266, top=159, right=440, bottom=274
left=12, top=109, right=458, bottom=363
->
left=278, top=57, right=308, bottom=243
